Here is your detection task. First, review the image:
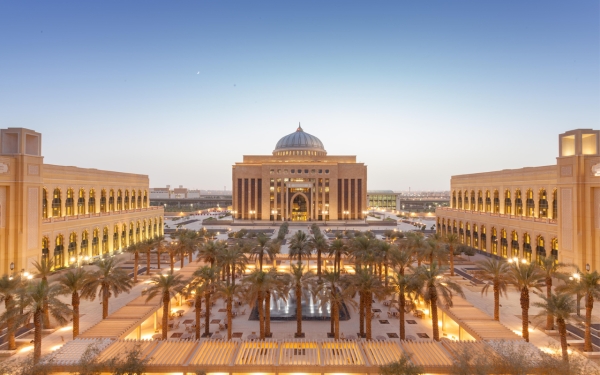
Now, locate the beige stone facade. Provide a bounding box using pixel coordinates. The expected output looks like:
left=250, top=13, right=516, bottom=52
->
left=232, top=126, right=367, bottom=221
left=436, top=129, right=600, bottom=272
left=0, top=127, right=163, bottom=275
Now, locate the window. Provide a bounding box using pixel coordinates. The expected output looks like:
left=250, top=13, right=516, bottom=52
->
left=457, top=191, right=463, bottom=209
left=523, top=233, right=532, bottom=262
left=504, top=190, right=512, bottom=215
left=515, top=190, right=523, bottom=215
left=511, top=231, right=519, bottom=258
left=319, top=169, right=322, bottom=173
left=89, top=190, right=96, bottom=213
left=277, top=169, right=281, bottom=173
left=66, top=188, right=74, bottom=216
left=500, top=229, right=508, bottom=258
left=51, top=188, right=61, bottom=217
left=42, top=188, right=48, bottom=219
left=477, top=191, right=483, bottom=211
left=325, top=169, right=329, bottom=174
left=78, top=189, right=86, bottom=215
left=464, top=191, right=469, bottom=210
left=485, top=191, right=491, bottom=212
left=100, top=189, right=107, bottom=213
left=493, top=190, right=500, bottom=213
left=552, top=189, right=557, bottom=219
left=311, top=169, right=315, bottom=173
left=525, top=189, right=534, bottom=217
left=538, top=189, right=548, bottom=218
left=536, top=236, right=546, bottom=264
left=284, top=169, right=288, bottom=174
left=291, top=169, right=295, bottom=174
left=304, top=169, right=309, bottom=174
left=270, top=169, right=274, bottom=174
left=491, top=227, right=497, bottom=255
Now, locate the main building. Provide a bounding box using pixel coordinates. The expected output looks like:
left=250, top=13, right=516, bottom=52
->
left=232, top=125, right=368, bottom=221
left=436, top=129, right=600, bottom=272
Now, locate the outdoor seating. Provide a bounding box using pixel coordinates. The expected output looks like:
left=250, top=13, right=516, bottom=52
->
left=413, top=310, right=424, bottom=318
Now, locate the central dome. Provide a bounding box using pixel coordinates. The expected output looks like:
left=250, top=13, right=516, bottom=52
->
left=273, top=125, right=327, bottom=156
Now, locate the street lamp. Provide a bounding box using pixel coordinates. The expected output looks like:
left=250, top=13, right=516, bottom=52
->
left=571, top=272, right=582, bottom=316
left=249, top=210, right=256, bottom=224
left=343, top=210, right=349, bottom=224
left=271, top=209, right=276, bottom=225
left=231, top=210, right=237, bottom=223
left=362, top=210, right=368, bottom=223
left=323, top=210, right=328, bottom=225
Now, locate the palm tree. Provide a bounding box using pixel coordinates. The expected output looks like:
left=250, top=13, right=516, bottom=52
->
left=414, top=262, right=464, bottom=341
left=532, top=292, right=574, bottom=362
left=32, top=258, right=54, bottom=328
left=289, top=230, right=314, bottom=266
left=85, top=258, right=133, bottom=319
left=155, top=237, right=166, bottom=271
left=406, top=232, right=427, bottom=266
left=125, top=242, right=142, bottom=283
left=197, top=240, right=224, bottom=268
left=193, top=265, right=220, bottom=337
left=313, top=271, right=357, bottom=339
left=142, top=239, right=155, bottom=275
left=57, top=268, right=93, bottom=338
left=0, top=275, right=22, bottom=350
left=345, top=267, right=388, bottom=339
left=310, top=234, right=328, bottom=280
left=218, top=244, right=248, bottom=287
left=508, top=260, right=544, bottom=342
left=144, top=272, right=188, bottom=340
left=251, top=234, right=277, bottom=271
left=287, top=263, right=314, bottom=338
left=444, top=233, right=460, bottom=276
left=215, top=282, right=242, bottom=340
left=538, top=256, right=562, bottom=330
left=165, top=241, right=179, bottom=273
left=242, top=269, right=269, bottom=339
left=556, top=270, right=600, bottom=352
left=328, top=238, right=347, bottom=274
left=21, top=281, right=70, bottom=364
left=473, top=258, right=511, bottom=321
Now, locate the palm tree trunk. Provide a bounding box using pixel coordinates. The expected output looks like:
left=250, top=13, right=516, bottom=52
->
left=317, top=250, right=322, bottom=280
left=333, top=300, right=339, bottom=340
left=584, top=294, right=593, bottom=352
left=204, top=292, right=211, bottom=337
left=258, top=291, right=265, bottom=340
left=265, top=291, right=271, bottom=337
left=227, top=296, right=232, bottom=340
left=195, top=294, right=202, bottom=340
left=72, top=293, right=80, bottom=339
left=493, top=283, right=500, bottom=321
left=102, top=286, right=109, bottom=319
left=366, top=292, right=373, bottom=340
left=431, top=291, right=440, bottom=341
left=157, top=249, right=161, bottom=270
left=5, top=298, right=15, bottom=350
left=33, top=310, right=42, bottom=364
left=384, top=262, right=388, bottom=288
left=296, top=284, right=302, bottom=336
left=399, top=287, right=406, bottom=340
left=180, top=254, right=184, bottom=268
left=162, top=294, right=169, bottom=340
left=189, top=252, right=193, bottom=263
left=259, top=253, right=263, bottom=271
left=545, top=277, right=554, bottom=330
left=557, top=317, right=569, bottom=362
left=146, top=250, right=151, bottom=275
left=133, top=252, right=139, bottom=283
left=449, top=246, right=455, bottom=276
left=170, top=255, right=175, bottom=273
left=520, top=287, right=530, bottom=342
left=359, top=292, right=365, bottom=337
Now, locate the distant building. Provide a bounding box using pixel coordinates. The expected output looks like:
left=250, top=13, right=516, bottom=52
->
left=366, top=190, right=450, bottom=213
left=149, top=185, right=231, bottom=211
left=367, top=190, right=398, bottom=211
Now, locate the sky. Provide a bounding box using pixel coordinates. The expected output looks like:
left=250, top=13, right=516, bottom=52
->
left=0, top=1, right=598, bottom=191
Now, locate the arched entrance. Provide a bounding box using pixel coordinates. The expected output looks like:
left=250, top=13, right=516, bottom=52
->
left=290, top=192, right=310, bottom=221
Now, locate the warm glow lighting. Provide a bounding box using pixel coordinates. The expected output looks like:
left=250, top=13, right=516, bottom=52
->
left=19, top=346, right=33, bottom=353
left=50, top=345, right=63, bottom=351
left=59, top=326, right=72, bottom=332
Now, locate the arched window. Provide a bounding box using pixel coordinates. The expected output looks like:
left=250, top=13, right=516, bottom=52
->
left=470, top=191, right=476, bottom=211
left=41, top=237, right=49, bottom=262
left=153, top=218, right=157, bottom=238
left=42, top=188, right=48, bottom=219
left=466, top=223, right=471, bottom=247
left=463, top=191, right=469, bottom=210
left=81, top=230, right=89, bottom=257
left=501, top=229, right=508, bottom=258
left=477, top=191, right=484, bottom=211
left=121, top=224, right=127, bottom=248
left=142, top=219, right=147, bottom=241
left=68, top=232, right=77, bottom=263
left=457, top=191, right=463, bottom=210
left=511, top=231, right=519, bottom=258
left=131, top=190, right=136, bottom=209
left=51, top=188, right=61, bottom=217
left=552, top=189, right=558, bottom=219
left=117, top=190, right=123, bottom=211
left=493, top=190, right=500, bottom=213
left=481, top=226, right=487, bottom=251
left=491, top=227, right=497, bottom=255
left=137, top=190, right=142, bottom=209
left=536, top=236, right=546, bottom=264
left=515, top=190, right=523, bottom=216
left=100, top=189, right=107, bottom=213
left=525, top=189, right=535, bottom=217
left=452, top=191, right=456, bottom=208
left=113, top=225, right=119, bottom=252
left=459, top=222, right=464, bottom=244
left=102, top=227, right=109, bottom=255
left=538, top=189, right=548, bottom=218
left=66, top=188, right=75, bottom=216
left=473, top=225, right=479, bottom=249
left=92, top=228, right=99, bottom=256
left=504, top=190, right=512, bottom=215
left=485, top=191, right=492, bottom=212
left=551, top=238, right=558, bottom=261
left=54, top=235, right=64, bottom=268
left=143, top=190, right=148, bottom=208
left=77, top=189, right=86, bottom=215
left=124, top=191, right=130, bottom=210
left=129, top=223, right=134, bottom=245
left=136, top=221, right=141, bottom=243
left=523, top=233, right=532, bottom=262
left=88, top=189, right=96, bottom=214
left=109, top=190, right=115, bottom=212
left=453, top=220, right=457, bottom=235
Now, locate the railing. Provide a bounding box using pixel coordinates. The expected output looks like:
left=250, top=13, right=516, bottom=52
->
left=436, top=208, right=558, bottom=225
left=43, top=206, right=163, bottom=224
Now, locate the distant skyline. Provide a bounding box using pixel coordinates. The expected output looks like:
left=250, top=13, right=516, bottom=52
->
left=1, top=1, right=598, bottom=190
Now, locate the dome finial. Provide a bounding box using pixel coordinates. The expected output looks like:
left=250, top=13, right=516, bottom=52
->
left=297, top=122, right=303, bottom=132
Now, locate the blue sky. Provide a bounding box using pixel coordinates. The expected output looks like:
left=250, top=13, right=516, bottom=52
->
left=0, top=1, right=598, bottom=190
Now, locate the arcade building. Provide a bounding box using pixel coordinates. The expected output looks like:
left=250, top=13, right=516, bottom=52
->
left=232, top=125, right=368, bottom=222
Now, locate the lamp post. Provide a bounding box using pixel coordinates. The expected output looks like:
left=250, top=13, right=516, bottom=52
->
left=249, top=210, right=256, bottom=224
left=271, top=210, right=276, bottom=225
left=362, top=210, right=368, bottom=223
left=323, top=210, right=328, bottom=225
left=343, top=210, right=349, bottom=224
left=571, top=272, right=581, bottom=317
left=231, top=210, right=237, bottom=223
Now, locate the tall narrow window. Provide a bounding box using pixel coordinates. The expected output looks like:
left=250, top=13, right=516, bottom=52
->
left=41, top=237, right=49, bottom=262
left=504, top=190, right=512, bottom=215
left=500, top=229, right=508, bottom=258
left=51, top=188, right=61, bottom=217
left=525, top=189, right=535, bottom=217
left=485, top=191, right=491, bottom=212
left=477, top=191, right=484, bottom=211
left=511, top=231, right=519, bottom=258
left=551, top=238, right=558, bottom=262
left=459, top=222, right=464, bottom=244
left=100, top=189, right=107, bottom=213
left=137, top=190, right=142, bottom=209
left=81, top=231, right=89, bottom=257
left=66, top=188, right=75, bottom=216
left=109, top=190, right=115, bottom=212
left=473, top=225, right=479, bottom=249
left=124, top=191, right=130, bottom=210
left=470, top=191, right=476, bottom=211
left=117, top=190, right=123, bottom=211
left=77, top=189, right=86, bottom=215
left=68, top=232, right=77, bottom=262
left=102, top=227, right=109, bottom=254
left=54, top=235, right=64, bottom=268
left=523, top=233, right=532, bottom=262
left=481, top=226, right=487, bottom=251
left=42, top=188, right=48, bottom=218
left=464, top=191, right=469, bottom=210
left=491, top=227, right=497, bottom=255
left=457, top=191, right=463, bottom=209
left=493, top=190, right=500, bottom=213
left=88, top=190, right=96, bottom=213
left=515, top=190, right=523, bottom=215
left=452, top=191, right=456, bottom=208
left=552, top=189, right=558, bottom=219
left=536, top=236, right=546, bottom=264
left=92, top=229, right=99, bottom=256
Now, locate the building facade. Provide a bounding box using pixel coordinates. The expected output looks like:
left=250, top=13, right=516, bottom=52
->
left=436, top=129, right=600, bottom=271
left=0, top=127, right=163, bottom=275
left=232, top=125, right=368, bottom=221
